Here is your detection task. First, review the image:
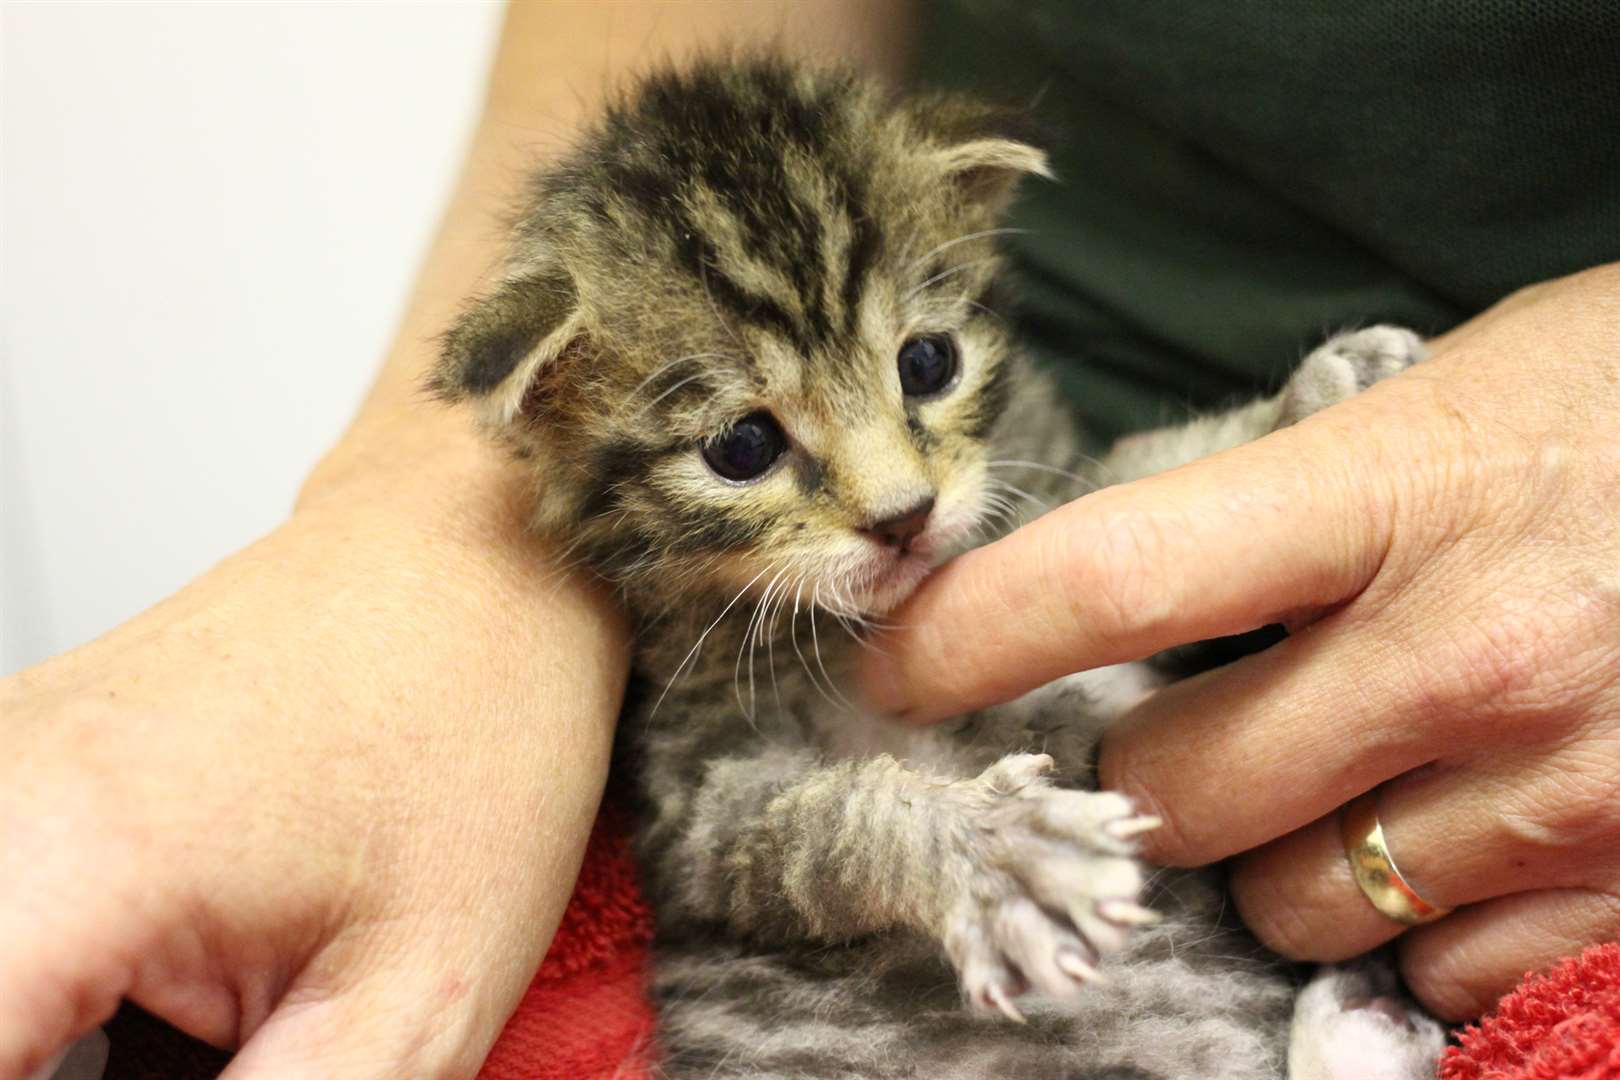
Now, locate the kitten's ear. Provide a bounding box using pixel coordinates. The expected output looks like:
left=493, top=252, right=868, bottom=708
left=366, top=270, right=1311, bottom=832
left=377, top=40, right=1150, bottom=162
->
left=935, top=137, right=1053, bottom=195
left=933, top=137, right=1054, bottom=214
left=913, top=97, right=1053, bottom=209
left=432, top=261, right=583, bottom=426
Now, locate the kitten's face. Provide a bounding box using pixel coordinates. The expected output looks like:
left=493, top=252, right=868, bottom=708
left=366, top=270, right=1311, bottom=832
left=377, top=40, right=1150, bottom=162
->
left=619, top=279, right=1009, bottom=618
left=437, top=61, right=1048, bottom=618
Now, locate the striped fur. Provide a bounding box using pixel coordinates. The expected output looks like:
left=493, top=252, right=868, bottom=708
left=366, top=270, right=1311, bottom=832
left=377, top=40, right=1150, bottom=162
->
left=436, top=57, right=1437, bottom=1080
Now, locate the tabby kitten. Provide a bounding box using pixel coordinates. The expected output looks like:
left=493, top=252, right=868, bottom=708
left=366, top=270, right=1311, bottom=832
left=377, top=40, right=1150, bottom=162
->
left=435, top=57, right=1444, bottom=1080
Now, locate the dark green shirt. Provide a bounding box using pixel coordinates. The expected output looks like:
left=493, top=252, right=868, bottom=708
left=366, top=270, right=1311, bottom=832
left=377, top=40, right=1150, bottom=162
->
left=916, top=1, right=1620, bottom=441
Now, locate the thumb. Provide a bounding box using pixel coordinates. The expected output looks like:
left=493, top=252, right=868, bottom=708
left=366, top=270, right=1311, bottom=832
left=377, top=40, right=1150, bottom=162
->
left=858, top=420, right=1396, bottom=723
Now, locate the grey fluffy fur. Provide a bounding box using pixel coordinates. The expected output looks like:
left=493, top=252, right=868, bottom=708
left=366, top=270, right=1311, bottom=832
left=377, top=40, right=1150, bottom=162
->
left=435, top=56, right=1443, bottom=1079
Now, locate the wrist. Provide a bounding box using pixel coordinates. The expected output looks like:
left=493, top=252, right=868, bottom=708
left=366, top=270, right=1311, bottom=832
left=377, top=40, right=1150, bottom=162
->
left=290, top=411, right=627, bottom=644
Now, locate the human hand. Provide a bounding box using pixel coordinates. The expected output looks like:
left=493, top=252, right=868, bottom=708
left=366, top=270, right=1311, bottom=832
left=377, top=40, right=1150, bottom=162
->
left=0, top=441, right=628, bottom=1080
left=858, top=265, right=1620, bottom=1020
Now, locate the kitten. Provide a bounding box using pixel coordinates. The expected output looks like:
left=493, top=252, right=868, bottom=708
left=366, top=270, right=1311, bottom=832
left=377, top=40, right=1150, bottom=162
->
left=435, top=57, right=1445, bottom=1080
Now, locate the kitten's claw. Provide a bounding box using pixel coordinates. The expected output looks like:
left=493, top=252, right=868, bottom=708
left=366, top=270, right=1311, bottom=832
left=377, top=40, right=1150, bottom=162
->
left=982, top=751, right=1055, bottom=792
left=1098, top=900, right=1162, bottom=927
left=984, top=983, right=1027, bottom=1024
left=1104, top=813, right=1162, bottom=841
left=1057, top=948, right=1106, bottom=985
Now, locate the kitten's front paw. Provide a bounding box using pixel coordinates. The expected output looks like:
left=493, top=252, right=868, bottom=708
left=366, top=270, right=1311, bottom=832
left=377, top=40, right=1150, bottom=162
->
left=1288, top=959, right=1447, bottom=1080
left=1278, top=325, right=1426, bottom=428
left=942, top=753, right=1160, bottom=1020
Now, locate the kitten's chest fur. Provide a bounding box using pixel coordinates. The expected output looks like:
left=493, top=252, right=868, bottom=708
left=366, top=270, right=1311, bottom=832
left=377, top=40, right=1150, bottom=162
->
left=780, top=658, right=1163, bottom=779
left=629, top=609, right=1165, bottom=819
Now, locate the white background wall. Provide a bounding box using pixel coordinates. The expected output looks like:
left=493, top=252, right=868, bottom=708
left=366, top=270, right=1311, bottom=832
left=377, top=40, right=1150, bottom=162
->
left=3, top=2, right=505, bottom=673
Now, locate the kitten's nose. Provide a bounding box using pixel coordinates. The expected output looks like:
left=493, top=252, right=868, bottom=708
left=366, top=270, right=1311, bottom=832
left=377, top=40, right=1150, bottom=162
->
left=860, top=496, right=935, bottom=551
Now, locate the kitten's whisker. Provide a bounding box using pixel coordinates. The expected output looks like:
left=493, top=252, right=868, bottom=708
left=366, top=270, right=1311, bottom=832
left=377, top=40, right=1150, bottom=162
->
left=1070, top=449, right=1122, bottom=487
left=835, top=615, right=863, bottom=647
left=810, top=582, right=858, bottom=713
left=633, top=372, right=709, bottom=417
left=903, top=256, right=999, bottom=302
left=856, top=627, right=895, bottom=659
left=654, top=564, right=773, bottom=717
left=904, top=226, right=1030, bottom=276
left=977, top=492, right=1020, bottom=522
left=830, top=582, right=860, bottom=630
left=735, top=563, right=787, bottom=722
left=985, top=477, right=1048, bottom=508
left=617, top=352, right=727, bottom=415
left=738, top=589, right=768, bottom=719
left=747, top=566, right=791, bottom=720
left=987, top=459, right=1091, bottom=486
left=754, top=568, right=789, bottom=651
left=733, top=599, right=758, bottom=720
left=735, top=602, right=761, bottom=722
left=960, top=294, right=1003, bottom=322
left=829, top=588, right=857, bottom=637
left=792, top=580, right=844, bottom=712
left=764, top=574, right=796, bottom=714
left=980, top=490, right=1018, bottom=511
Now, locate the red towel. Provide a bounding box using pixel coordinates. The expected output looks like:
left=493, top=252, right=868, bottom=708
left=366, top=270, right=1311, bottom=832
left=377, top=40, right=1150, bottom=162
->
left=477, top=800, right=656, bottom=1080
left=1442, top=943, right=1620, bottom=1080
left=485, top=801, right=1620, bottom=1080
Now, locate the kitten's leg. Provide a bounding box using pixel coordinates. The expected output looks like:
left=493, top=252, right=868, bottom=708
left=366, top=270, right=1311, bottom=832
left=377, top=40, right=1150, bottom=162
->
left=1287, top=957, right=1447, bottom=1080
left=1103, top=326, right=1426, bottom=484
left=641, top=744, right=1159, bottom=1013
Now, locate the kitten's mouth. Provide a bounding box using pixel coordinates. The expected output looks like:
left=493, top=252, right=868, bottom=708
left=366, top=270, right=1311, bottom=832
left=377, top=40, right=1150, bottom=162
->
left=854, top=547, right=936, bottom=614
left=837, top=514, right=974, bottom=616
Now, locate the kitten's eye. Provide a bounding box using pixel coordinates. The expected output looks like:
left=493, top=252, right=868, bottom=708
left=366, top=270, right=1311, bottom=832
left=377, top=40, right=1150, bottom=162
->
left=897, top=334, right=958, bottom=397
left=701, top=411, right=787, bottom=482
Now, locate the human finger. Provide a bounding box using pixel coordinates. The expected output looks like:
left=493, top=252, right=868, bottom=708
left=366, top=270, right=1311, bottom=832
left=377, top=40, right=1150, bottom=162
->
left=1097, top=509, right=1620, bottom=871
left=1227, top=736, right=1620, bottom=967
left=1400, top=887, right=1620, bottom=1021
left=858, top=412, right=1399, bottom=723
left=1095, top=606, right=1446, bottom=868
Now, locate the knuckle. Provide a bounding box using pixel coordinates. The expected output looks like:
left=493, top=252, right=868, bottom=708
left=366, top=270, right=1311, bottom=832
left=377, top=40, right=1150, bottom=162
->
left=1497, top=748, right=1620, bottom=859
left=1455, top=616, right=1557, bottom=708
left=1413, top=582, right=1617, bottom=737
left=1417, top=608, right=1572, bottom=722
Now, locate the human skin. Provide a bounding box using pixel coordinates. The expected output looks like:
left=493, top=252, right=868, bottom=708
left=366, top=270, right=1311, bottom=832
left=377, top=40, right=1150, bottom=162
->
left=859, top=264, right=1620, bottom=1021
left=0, top=4, right=913, bottom=1078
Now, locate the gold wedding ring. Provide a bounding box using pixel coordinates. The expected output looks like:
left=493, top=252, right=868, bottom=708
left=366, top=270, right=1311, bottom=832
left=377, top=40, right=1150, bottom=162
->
left=1341, top=790, right=1452, bottom=926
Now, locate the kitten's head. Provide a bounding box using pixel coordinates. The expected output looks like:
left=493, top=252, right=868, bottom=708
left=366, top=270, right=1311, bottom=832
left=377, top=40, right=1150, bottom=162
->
left=435, top=58, right=1051, bottom=619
